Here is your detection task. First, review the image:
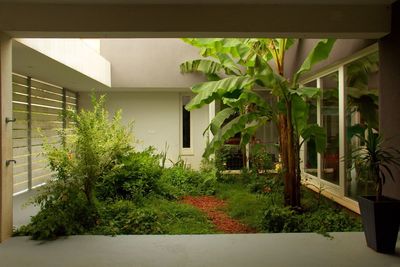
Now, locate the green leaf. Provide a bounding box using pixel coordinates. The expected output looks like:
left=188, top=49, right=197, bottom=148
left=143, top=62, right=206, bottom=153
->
left=205, top=107, right=236, bottom=136
left=289, top=87, right=321, bottom=99
left=293, top=39, right=336, bottom=85
left=204, top=112, right=265, bottom=157
left=186, top=76, right=254, bottom=110
left=180, top=59, right=223, bottom=75
left=291, top=94, right=308, bottom=134
left=301, top=124, right=327, bottom=153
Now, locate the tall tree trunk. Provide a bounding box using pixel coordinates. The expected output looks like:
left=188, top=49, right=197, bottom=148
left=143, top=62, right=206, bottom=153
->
left=278, top=101, right=301, bottom=208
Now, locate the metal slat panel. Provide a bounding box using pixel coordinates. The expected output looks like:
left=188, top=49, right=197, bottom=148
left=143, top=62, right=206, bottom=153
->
left=13, top=102, right=28, bottom=112
left=13, top=92, right=28, bottom=103
left=12, top=74, right=28, bottom=85
left=13, top=129, right=28, bottom=139
left=31, top=112, right=61, bottom=121
left=31, top=104, right=63, bottom=115
left=32, top=87, right=64, bottom=101
left=13, top=138, right=28, bottom=148
left=31, top=96, right=63, bottom=109
left=14, top=183, right=28, bottom=194
left=31, top=79, right=63, bottom=95
left=13, top=146, right=29, bottom=157
left=12, top=120, right=28, bottom=131
left=13, top=83, right=28, bottom=94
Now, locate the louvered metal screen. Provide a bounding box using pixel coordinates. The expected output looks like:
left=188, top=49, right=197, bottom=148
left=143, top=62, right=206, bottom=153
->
left=12, top=74, right=77, bottom=194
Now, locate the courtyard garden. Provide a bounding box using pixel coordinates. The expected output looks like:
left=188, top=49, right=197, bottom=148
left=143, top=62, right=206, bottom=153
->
left=14, top=94, right=362, bottom=240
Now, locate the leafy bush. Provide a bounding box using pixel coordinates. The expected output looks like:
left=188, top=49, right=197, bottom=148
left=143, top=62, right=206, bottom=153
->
left=216, top=182, right=362, bottom=234
left=93, top=200, right=163, bottom=235
left=96, top=148, right=163, bottom=202
left=16, top=94, right=134, bottom=239
left=249, top=144, right=274, bottom=173
left=158, top=165, right=217, bottom=198
left=262, top=206, right=297, bottom=232
left=14, top=181, right=93, bottom=240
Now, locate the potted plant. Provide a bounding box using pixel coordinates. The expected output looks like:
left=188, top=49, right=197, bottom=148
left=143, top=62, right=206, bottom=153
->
left=353, top=127, right=400, bottom=253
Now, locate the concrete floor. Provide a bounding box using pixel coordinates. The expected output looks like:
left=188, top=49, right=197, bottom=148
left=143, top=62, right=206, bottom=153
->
left=7, top=190, right=400, bottom=267
left=13, top=189, right=40, bottom=228
left=0, top=233, right=399, bottom=267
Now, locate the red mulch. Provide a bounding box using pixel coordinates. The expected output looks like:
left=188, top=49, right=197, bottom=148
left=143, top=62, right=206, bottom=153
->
left=182, top=196, right=256, bottom=234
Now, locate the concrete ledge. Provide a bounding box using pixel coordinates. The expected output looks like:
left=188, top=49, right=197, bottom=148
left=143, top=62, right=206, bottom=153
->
left=0, top=233, right=399, bottom=267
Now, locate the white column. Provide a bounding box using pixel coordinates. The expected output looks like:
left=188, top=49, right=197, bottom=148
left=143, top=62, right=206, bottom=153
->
left=0, top=33, right=13, bottom=243
left=338, top=66, right=347, bottom=197
left=316, top=78, right=322, bottom=183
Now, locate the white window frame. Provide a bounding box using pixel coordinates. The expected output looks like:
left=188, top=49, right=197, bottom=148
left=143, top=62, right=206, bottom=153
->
left=300, top=43, right=379, bottom=213
left=180, top=93, right=194, bottom=156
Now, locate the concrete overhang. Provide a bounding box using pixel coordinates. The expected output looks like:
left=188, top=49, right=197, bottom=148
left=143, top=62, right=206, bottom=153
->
left=0, top=3, right=393, bottom=39
left=12, top=39, right=111, bottom=92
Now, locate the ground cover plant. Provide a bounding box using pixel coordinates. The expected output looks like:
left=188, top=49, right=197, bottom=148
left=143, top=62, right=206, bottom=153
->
left=14, top=94, right=361, bottom=240
left=14, top=94, right=217, bottom=239
left=215, top=171, right=362, bottom=235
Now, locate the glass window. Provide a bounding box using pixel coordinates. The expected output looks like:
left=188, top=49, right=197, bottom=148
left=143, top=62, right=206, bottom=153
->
left=182, top=95, right=191, bottom=149
left=345, top=52, right=379, bottom=199
left=303, top=80, right=318, bottom=177
left=321, top=72, right=340, bottom=185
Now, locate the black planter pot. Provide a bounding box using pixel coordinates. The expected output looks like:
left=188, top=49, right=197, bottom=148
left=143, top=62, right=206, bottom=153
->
left=358, top=196, right=400, bottom=254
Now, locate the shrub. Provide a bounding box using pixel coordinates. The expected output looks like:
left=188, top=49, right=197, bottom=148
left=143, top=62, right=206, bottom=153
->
left=14, top=181, right=94, bottom=240
left=158, top=165, right=217, bottom=198
left=94, top=200, right=163, bottom=235
left=17, top=94, right=134, bottom=239
left=249, top=144, right=274, bottom=174
left=96, top=148, right=163, bottom=202
left=262, top=206, right=297, bottom=233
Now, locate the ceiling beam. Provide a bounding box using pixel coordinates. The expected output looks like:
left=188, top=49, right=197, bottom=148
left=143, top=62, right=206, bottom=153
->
left=0, top=3, right=391, bottom=38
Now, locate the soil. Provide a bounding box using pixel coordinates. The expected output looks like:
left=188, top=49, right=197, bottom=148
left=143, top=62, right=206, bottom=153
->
left=182, top=196, right=256, bottom=234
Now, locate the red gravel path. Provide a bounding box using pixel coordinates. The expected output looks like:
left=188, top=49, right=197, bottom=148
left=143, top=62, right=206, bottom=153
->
left=182, top=196, right=256, bottom=234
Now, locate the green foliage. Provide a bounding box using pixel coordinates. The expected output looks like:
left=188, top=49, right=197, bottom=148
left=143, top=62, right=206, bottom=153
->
left=14, top=182, right=93, bottom=240
left=147, top=198, right=217, bottom=234
left=93, top=200, right=162, bottom=235
left=216, top=183, right=269, bottom=230
left=182, top=38, right=336, bottom=207
left=16, top=94, right=134, bottom=239
left=15, top=94, right=221, bottom=240
left=96, top=148, right=163, bottom=202
left=216, top=181, right=362, bottom=234
left=352, top=127, right=400, bottom=199
left=249, top=144, right=274, bottom=173
left=158, top=165, right=217, bottom=198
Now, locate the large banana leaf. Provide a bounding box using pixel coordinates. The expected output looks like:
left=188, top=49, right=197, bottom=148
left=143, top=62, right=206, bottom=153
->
left=186, top=76, right=254, bottom=110
left=289, top=87, right=321, bottom=98
left=180, top=59, right=224, bottom=75
left=291, top=94, right=309, bottom=135
left=293, top=39, right=336, bottom=85
left=204, top=107, right=236, bottom=136
left=301, top=124, right=327, bottom=153
left=204, top=112, right=266, bottom=157
left=222, top=91, right=272, bottom=114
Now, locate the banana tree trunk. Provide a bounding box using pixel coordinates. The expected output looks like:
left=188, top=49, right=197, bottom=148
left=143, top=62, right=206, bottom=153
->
left=278, top=101, right=301, bottom=208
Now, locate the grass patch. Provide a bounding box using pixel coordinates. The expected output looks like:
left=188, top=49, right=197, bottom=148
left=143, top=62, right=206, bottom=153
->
left=215, top=183, right=268, bottom=231
left=144, top=198, right=217, bottom=234
left=215, top=177, right=363, bottom=235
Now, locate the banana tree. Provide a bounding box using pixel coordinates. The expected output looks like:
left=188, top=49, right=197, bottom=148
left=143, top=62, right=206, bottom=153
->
left=181, top=38, right=335, bottom=207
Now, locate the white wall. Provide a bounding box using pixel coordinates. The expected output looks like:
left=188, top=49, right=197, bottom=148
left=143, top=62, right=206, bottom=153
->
left=79, top=91, right=209, bottom=169
left=16, top=38, right=111, bottom=87
left=100, top=39, right=204, bottom=89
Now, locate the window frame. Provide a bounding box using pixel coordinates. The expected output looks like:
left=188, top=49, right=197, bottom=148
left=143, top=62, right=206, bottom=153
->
left=299, top=43, right=379, bottom=213
left=180, top=93, right=194, bottom=156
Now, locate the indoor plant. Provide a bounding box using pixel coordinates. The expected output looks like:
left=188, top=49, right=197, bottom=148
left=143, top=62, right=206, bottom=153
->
left=354, top=127, right=400, bottom=253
